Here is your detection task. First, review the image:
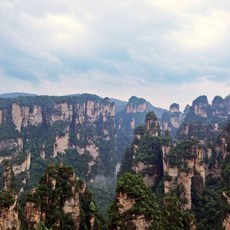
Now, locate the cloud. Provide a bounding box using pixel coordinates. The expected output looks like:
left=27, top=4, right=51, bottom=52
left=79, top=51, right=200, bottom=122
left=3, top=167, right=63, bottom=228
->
left=0, top=0, right=230, bottom=108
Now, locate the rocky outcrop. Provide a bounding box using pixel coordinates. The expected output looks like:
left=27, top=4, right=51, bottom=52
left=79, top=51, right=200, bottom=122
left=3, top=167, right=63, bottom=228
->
left=86, top=142, right=99, bottom=160
left=178, top=95, right=230, bottom=143
left=192, top=96, right=209, bottom=117
left=223, top=215, right=230, bottom=230
left=170, top=103, right=180, bottom=113
left=0, top=197, right=20, bottom=230
left=3, top=164, right=13, bottom=191
left=145, top=111, right=160, bottom=137
left=131, top=215, right=151, bottom=230
left=126, top=96, right=148, bottom=114
left=0, top=94, right=117, bottom=195
left=51, top=102, right=73, bottom=124
left=212, top=95, right=230, bottom=118
left=53, top=132, right=69, bottom=158
left=117, top=192, right=136, bottom=214
left=24, top=200, right=41, bottom=229
left=163, top=142, right=205, bottom=209
left=0, top=163, right=20, bottom=229
left=12, top=103, right=22, bottom=131
left=131, top=112, right=163, bottom=188
left=161, top=103, right=183, bottom=136
left=13, top=153, right=31, bottom=176
left=12, top=103, right=43, bottom=131
left=63, top=190, right=81, bottom=229
left=23, top=165, right=84, bottom=229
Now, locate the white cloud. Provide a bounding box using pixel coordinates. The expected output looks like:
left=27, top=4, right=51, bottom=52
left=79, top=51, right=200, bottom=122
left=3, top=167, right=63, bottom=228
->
left=171, top=10, right=230, bottom=50
left=0, top=0, right=230, bottom=109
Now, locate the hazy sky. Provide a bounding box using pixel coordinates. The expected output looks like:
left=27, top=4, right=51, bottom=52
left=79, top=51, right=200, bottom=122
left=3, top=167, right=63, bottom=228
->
left=0, top=0, right=230, bottom=110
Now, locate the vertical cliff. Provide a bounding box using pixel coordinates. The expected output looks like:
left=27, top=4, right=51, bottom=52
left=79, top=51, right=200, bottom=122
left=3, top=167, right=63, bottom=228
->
left=0, top=95, right=117, bottom=193
left=163, top=140, right=205, bottom=209
left=20, top=164, right=104, bottom=230
left=108, top=172, right=194, bottom=230
left=108, top=173, right=160, bottom=230
left=177, top=95, right=230, bottom=143
left=0, top=160, right=20, bottom=229
left=0, top=193, right=19, bottom=230
left=161, top=103, right=183, bottom=136
left=123, top=112, right=164, bottom=188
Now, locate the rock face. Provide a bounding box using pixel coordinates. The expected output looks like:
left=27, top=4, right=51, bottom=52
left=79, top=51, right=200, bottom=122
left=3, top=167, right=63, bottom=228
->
left=0, top=94, right=117, bottom=194
left=126, top=96, right=148, bottom=114
left=109, top=172, right=195, bottom=230
left=223, top=215, right=230, bottom=230
left=192, top=95, right=209, bottom=117
left=0, top=164, right=102, bottom=230
left=11, top=103, right=43, bottom=131
left=117, top=96, right=149, bottom=132
left=0, top=162, right=20, bottom=229
left=117, top=192, right=136, bottom=214
left=115, top=97, right=164, bottom=182
left=177, top=95, right=230, bottom=143
left=53, top=131, right=69, bottom=158
left=108, top=173, right=155, bottom=230
left=131, top=112, right=163, bottom=188
left=161, top=103, right=183, bottom=136
left=63, top=191, right=81, bottom=229
left=22, top=164, right=98, bottom=230
left=163, top=141, right=205, bottom=209
left=24, top=200, right=41, bottom=229
left=24, top=165, right=81, bottom=229
left=0, top=197, right=20, bottom=230
left=114, top=191, right=152, bottom=230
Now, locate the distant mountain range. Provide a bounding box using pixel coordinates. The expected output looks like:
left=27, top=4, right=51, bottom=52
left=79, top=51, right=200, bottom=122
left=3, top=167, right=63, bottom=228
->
left=0, top=92, right=37, bottom=98
left=0, top=92, right=167, bottom=118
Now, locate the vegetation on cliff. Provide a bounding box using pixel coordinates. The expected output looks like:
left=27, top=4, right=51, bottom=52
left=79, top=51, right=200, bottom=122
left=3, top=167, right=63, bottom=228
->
left=1, top=93, right=230, bottom=229
left=19, top=164, right=105, bottom=230
left=108, top=172, right=194, bottom=230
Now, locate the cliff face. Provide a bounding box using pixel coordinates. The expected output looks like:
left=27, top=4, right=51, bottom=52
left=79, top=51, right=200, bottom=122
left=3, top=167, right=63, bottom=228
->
left=161, top=103, right=183, bottom=136
left=114, top=191, right=152, bottom=230
left=0, top=162, right=20, bottom=229
left=223, top=215, right=230, bottom=230
left=117, top=96, right=149, bottom=132
left=22, top=165, right=81, bottom=229
left=115, top=97, right=160, bottom=181
left=131, top=112, right=163, bottom=188
left=109, top=172, right=194, bottom=230
left=0, top=164, right=102, bottom=230
left=0, top=196, right=20, bottom=230
left=177, top=95, right=230, bottom=142
left=192, top=95, right=209, bottom=117
left=126, top=96, right=148, bottom=114
left=21, top=164, right=102, bottom=230
left=0, top=95, right=117, bottom=194
left=6, top=97, right=115, bottom=131
left=163, top=141, right=205, bottom=209
left=108, top=173, right=156, bottom=230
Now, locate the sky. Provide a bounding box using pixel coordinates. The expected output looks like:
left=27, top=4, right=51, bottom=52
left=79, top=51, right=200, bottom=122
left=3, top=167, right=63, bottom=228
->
left=0, top=0, right=230, bottom=110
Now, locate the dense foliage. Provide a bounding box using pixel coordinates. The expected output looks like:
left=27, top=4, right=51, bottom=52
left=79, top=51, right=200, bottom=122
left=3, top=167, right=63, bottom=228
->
left=0, top=190, right=15, bottom=209
left=165, top=139, right=199, bottom=167
left=108, top=172, right=194, bottom=230
left=19, top=164, right=105, bottom=230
